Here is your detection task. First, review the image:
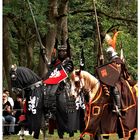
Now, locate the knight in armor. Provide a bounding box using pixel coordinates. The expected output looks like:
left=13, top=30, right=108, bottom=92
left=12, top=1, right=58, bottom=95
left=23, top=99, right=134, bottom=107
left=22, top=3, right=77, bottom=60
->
left=106, top=46, right=136, bottom=116
left=43, top=39, right=74, bottom=138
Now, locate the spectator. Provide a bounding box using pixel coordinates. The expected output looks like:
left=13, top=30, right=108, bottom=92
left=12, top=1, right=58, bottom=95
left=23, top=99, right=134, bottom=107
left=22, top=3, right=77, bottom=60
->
left=3, top=91, right=16, bottom=135
left=13, top=94, right=24, bottom=134
left=3, top=89, right=14, bottom=109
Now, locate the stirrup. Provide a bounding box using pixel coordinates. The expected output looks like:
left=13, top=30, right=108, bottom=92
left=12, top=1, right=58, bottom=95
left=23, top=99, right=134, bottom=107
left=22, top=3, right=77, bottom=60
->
left=47, top=112, right=56, bottom=120
left=112, top=105, right=122, bottom=117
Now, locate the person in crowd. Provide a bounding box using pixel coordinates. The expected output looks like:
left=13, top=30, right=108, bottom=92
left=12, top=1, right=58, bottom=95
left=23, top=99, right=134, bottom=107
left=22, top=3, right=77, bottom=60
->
left=3, top=89, right=14, bottom=109
left=3, top=91, right=16, bottom=135
left=13, top=94, right=24, bottom=134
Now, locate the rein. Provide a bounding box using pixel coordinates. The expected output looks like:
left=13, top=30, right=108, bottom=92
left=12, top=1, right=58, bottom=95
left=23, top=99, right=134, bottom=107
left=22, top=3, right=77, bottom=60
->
left=12, top=80, right=43, bottom=101
left=23, top=80, right=43, bottom=90
left=79, top=76, right=100, bottom=92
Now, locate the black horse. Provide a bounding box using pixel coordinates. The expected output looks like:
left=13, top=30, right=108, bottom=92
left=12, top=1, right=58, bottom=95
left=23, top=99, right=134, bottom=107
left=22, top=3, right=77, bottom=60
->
left=10, top=64, right=48, bottom=140
left=10, top=64, right=79, bottom=139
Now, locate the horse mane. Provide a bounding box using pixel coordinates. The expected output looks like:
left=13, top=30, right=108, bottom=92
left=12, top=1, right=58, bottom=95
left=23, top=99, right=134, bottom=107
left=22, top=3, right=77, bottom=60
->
left=71, top=70, right=99, bottom=91
left=80, top=71, right=99, bottom=91
left=10, top=66, right=41, bottom=88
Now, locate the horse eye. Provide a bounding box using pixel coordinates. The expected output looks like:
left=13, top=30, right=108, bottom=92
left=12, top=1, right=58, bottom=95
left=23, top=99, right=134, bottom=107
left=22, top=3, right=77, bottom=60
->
left=75, top=81, right=80, bottom=87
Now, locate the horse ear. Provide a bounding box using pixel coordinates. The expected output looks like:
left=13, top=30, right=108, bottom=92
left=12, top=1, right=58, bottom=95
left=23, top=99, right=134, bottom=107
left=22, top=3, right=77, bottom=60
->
left=75, top=69, right=81, bottom=76
left=11, top=64, right=17, bottom=71
left=66, top=38, right=71, bottom=58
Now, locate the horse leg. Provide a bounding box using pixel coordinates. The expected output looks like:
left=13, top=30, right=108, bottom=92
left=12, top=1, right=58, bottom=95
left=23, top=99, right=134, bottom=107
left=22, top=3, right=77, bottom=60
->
left=42, top=123, right=48, bottom=140
left=33, top=130, right=40, bottom=140
left=103, top=136, right=109, bottom=139
left=94, top=134, right=102, bottom=140
left=90, top=136, right=94, bottom=140
left=19, top=127, right=24, bottom=140
left=128, top=130, right=136, bottom=140
left=79, top=136, right=97, bottom=140
left=40, top=114, right=49, bottom=140
left=42, top=129, right=47, bottom=140
left=90, top=133, right=102, bottom=140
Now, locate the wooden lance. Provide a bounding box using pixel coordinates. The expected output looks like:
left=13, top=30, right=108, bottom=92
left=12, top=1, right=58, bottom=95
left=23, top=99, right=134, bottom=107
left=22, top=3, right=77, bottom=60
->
left=92, top=0, right=104, bottom=66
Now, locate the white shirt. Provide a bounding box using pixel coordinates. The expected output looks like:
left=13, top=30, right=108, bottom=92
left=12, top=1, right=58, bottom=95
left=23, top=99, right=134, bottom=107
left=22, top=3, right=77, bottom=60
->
left=8, top=97, right=14, bottom=108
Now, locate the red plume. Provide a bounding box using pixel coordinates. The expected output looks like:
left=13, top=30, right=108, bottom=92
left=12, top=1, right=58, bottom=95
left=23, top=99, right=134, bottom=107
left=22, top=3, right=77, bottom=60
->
left=105, top=31, right=121, bottom=50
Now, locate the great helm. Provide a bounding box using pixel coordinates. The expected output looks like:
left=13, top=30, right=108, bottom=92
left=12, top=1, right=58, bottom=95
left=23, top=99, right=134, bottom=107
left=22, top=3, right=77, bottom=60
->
left=106, top=46, right=118, bottom=59
left=53, top=38, right=71, bottom=58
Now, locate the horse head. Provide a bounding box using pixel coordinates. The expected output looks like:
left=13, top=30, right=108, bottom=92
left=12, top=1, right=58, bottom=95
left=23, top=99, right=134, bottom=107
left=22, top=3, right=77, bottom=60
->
left=10, top=64, right=18, bottom=81
left=10, top=65, right=41, bottom=95
left=70, top=69, right=100, bottom=102
left=70, top=69, right=83, bottom=98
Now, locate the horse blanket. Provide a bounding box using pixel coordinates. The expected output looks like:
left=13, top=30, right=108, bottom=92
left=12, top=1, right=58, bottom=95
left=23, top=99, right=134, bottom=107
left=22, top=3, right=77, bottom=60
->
left=10, top=67, right=44, bottom=139
left=81, top=80, right=137, bottom=138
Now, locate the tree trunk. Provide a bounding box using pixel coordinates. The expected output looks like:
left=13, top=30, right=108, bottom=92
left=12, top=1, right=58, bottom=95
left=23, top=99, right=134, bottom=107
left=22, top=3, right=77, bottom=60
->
left=38, top=0, right=58, bottom=77
left=18, top=42, right=27, bottom=66
left=3, top=14, right=11, bottom=92
left=26, top=42, right=34, bottom=69
left=57, top=0, right=69, bottom=44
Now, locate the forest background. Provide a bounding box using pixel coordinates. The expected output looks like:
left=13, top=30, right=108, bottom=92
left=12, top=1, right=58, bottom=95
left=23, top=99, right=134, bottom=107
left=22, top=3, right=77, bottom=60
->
left=3, top=0, right=137, bottom=96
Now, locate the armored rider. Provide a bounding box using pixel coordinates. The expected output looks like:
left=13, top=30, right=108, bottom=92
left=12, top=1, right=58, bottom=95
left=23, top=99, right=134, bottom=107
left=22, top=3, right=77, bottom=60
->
left=43, top=39, right=74, bottom=138
left=106, top=46, right=136, bottom=116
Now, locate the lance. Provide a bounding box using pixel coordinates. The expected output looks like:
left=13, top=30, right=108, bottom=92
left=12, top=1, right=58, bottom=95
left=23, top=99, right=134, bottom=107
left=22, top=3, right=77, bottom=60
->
left=79, top=46, right=85, bottom=70
left=92, top=0, right=104, bottom=66
left=27, top=0, right=49, bottom=65
left=120, top=40, right=125, bottom=62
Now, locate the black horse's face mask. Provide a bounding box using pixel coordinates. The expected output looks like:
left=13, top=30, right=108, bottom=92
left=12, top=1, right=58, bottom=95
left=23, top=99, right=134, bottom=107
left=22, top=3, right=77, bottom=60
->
left=10, top=65, right=17, bottom=81
left=11, top=71, right=17, bottom=81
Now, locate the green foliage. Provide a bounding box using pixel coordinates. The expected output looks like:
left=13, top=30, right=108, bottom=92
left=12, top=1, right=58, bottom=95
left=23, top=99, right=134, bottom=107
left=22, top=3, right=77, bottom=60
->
left=3, top=0, right=137, bottom=79
left=68, top=0, right=137, bottom=79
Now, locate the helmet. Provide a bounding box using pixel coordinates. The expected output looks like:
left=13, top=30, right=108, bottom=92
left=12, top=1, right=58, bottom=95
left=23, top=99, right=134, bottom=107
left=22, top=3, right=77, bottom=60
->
left=10, top=64, right=17, bottom=80
left=106, top=46, right=118, bottom=60
left=53, top=38, right=71, bottom=61
left=58, top=45, right=68, bottom=61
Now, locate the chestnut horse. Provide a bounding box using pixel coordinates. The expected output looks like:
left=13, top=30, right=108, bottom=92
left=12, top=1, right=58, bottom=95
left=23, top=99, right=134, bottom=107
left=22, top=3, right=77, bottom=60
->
left=70, top=69, right=137, bottom=140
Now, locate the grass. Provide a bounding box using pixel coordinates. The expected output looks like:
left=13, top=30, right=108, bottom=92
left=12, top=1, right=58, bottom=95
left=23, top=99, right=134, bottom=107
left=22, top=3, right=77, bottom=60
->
left=3, top=130, right=138, bottom=140
left=3, top=131, right=86, bottom=140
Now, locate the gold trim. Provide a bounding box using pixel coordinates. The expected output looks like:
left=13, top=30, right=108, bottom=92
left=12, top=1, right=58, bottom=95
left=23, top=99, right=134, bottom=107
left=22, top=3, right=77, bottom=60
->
left=92, top=106, right=100, bottom=115
left=121, top=80, right=136, bottom=111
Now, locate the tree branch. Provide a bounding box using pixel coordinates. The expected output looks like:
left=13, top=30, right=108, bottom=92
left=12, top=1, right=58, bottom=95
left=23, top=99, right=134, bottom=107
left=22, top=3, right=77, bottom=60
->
left=69, top=8, right=137, bottom=24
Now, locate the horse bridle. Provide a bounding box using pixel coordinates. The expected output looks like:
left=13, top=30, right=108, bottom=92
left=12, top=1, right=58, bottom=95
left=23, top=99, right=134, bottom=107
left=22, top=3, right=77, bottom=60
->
left=73, top=71, right=84, bottom=97
left=10, top=65, right=26, bottom=99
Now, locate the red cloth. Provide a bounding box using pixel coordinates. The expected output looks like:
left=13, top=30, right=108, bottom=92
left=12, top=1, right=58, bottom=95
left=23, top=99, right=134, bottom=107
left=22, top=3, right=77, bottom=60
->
left=19, top=115, right=26, bottom=121
left=43, top=65, right=68, bottom=84
left=23, top=101, right=27, bottom=113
